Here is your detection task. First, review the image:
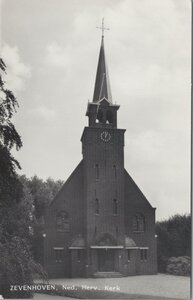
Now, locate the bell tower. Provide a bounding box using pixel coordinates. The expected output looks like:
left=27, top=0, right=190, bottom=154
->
left=81, top=23, right=126, bottom=276
left=86, top=32, right=119, bottom=129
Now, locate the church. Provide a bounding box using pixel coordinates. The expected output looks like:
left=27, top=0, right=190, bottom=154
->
left=43, top=27, right=157, bottom=278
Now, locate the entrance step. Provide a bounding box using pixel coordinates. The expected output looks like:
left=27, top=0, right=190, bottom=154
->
left=93, top=272, right=122, bottom=278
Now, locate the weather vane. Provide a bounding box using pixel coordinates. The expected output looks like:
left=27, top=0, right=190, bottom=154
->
left=96, top=18, right=110, bottom=37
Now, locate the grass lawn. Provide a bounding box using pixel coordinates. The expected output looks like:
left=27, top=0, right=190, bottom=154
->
left=35, top=274, right=190, bottom=300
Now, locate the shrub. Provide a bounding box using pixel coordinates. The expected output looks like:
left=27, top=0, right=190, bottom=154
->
left=166, top=256, right=190, bottom=276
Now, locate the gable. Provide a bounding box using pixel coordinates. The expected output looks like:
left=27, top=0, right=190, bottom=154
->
left=124, top=169, right=155, bottom=211
left=99, top=98, right=110, bottom=106
left=49, top=160, right=84, bottom=209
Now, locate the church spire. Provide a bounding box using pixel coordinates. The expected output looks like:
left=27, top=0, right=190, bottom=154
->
left=93, top=19, right=112, bottom=104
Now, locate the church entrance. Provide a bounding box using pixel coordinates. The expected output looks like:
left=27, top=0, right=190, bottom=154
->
left=98, top=249, right=115, bottom=272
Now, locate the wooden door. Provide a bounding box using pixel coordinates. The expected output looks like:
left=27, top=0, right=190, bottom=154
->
left=98, top=250, right=115, bottom=272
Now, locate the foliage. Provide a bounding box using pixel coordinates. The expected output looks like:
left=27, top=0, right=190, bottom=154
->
left=0, top=59, right=23, bottom=208
left=156, top=214, right=191, bottom=273
left=21, top=175, right=63, bottom=219
left=19, top=175, right=63, bottom=263
left=166, top=256, right=190, bottom=276
left=0, top=59, right=46, bottom=298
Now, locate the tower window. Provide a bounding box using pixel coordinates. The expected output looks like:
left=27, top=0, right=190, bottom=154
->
left=96, top=109, right=103, bottom=123
left=140, top=249, right=147, bottom=261
left=113, top=165, right=117, bottom=179
left=95, top=198, right=99, bottom=215
left=56, top=211, right=70, bottom=232
left=113, top=199, right=118, bottom=215
left=132, top=214, right=145, bottom=232
left=106, top=110, right=113, bottom=124
left=95, top=164, right=99, bottom=180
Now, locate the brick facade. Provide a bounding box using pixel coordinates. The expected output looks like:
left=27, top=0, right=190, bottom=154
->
left=43, top=36, right=157, bottom=278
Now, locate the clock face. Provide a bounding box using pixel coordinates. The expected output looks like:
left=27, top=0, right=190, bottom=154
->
left=100, top=131, right=111, bottom=142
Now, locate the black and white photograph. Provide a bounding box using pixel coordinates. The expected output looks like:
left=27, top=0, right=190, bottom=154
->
left=0, top=0, right=191, bottom=299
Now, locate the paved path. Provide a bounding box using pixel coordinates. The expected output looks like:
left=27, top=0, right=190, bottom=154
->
left=34, top=293, right=76, bottom=299
left=47, top=274, right=190, bottom=299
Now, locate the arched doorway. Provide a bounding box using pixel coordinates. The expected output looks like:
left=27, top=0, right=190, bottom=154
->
left=98, top=249, right=115, bottom=272
left=95, top=233, right=117, bottom=272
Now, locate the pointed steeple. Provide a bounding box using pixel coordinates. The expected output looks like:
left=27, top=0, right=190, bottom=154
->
left=86, top=20, right=119, bottom=128
left=92, top=36, right=112, bottom=104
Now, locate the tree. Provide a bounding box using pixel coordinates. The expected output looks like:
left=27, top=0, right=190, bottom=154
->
left=0, top=58, right=23, bottom=208
left=0, top=59, right=45, bottom=298
left=19, top=175, right=63, bottom=263
left=156, top=214, right=191, bottom=273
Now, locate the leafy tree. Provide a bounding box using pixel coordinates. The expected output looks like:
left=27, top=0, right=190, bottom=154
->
left=27, top=176, right=63, bottom=219
left=0, top=59, right=45, bottom=298
left=156, top=214, right=191, bottom=273
left=19, top=175, right=63, bottom=263
left=0, top=59, right=23, bottom=208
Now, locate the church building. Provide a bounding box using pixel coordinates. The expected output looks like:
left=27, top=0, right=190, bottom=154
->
left=44, top=28, right=157, bottom=278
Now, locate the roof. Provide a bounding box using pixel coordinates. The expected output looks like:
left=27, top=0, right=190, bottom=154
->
left=70, top=234, right=85, bottom=248
left=125, top=236, right=137, bottom=248
left=92, top=36, right=112, bottom=104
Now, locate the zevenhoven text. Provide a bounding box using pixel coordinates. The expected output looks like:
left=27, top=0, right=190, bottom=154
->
left=10, top=285, right=56, bottom=291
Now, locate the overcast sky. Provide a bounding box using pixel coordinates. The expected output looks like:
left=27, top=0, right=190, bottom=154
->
left=0, top=0, right=191, bottom=220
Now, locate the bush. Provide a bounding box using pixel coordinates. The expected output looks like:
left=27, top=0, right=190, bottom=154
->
left=166, top=256, right=190, bottom=276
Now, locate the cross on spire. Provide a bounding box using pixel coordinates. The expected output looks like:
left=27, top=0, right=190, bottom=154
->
left=96, top=18, right=110, bottom=37
left=93, top=19, right=112, bottom=103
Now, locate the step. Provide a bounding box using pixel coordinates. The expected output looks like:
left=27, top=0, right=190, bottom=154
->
left=93, top=271, right=122, bottom=278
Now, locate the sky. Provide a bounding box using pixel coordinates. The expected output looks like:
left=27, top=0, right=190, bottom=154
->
left=0, top=0, right=191, bottom=220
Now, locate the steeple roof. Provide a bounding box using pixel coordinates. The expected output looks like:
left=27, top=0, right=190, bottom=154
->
left=92, top=36, right=112, bottom=104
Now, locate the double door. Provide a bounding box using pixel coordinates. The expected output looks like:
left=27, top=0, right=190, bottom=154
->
left=98, top=249, right=115, bottom=272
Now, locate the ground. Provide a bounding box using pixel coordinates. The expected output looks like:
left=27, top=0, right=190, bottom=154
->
left=34, top=295, right=74, bottom=300
left=35, top=274, right=190, bottom=299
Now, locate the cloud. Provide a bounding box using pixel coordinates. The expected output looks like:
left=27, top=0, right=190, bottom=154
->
left=128, top=130, right=164, bottom=164
left=1, top=43, right=31, bottom=92
left=29, top=105, right=56, bottom=120
left=1, top=0, right=190, bottom=219
left=44, top=42, right=71, bottom=68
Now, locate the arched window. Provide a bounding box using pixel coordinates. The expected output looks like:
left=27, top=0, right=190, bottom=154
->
left=94, top=226, right=97, bottom=235
left=140, top=249, right=147, bottom=261
left=132, top=214, right=145, bottom=232
left=95, top=164, right=99, bottom=180
left=113, top=165, right=117, bottom=179
left=56, top=211, right=70, bottom=232
left=54, top=248, right=64, bottom=263
left=95, top=198, right=99, bottom=215
left=113, top=199, right=118, bottom=215
left=116, top=226, right=119, bottom=235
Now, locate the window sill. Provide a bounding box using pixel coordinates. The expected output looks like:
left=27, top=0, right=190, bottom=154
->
left=140, top=260, right=147, bottom=262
